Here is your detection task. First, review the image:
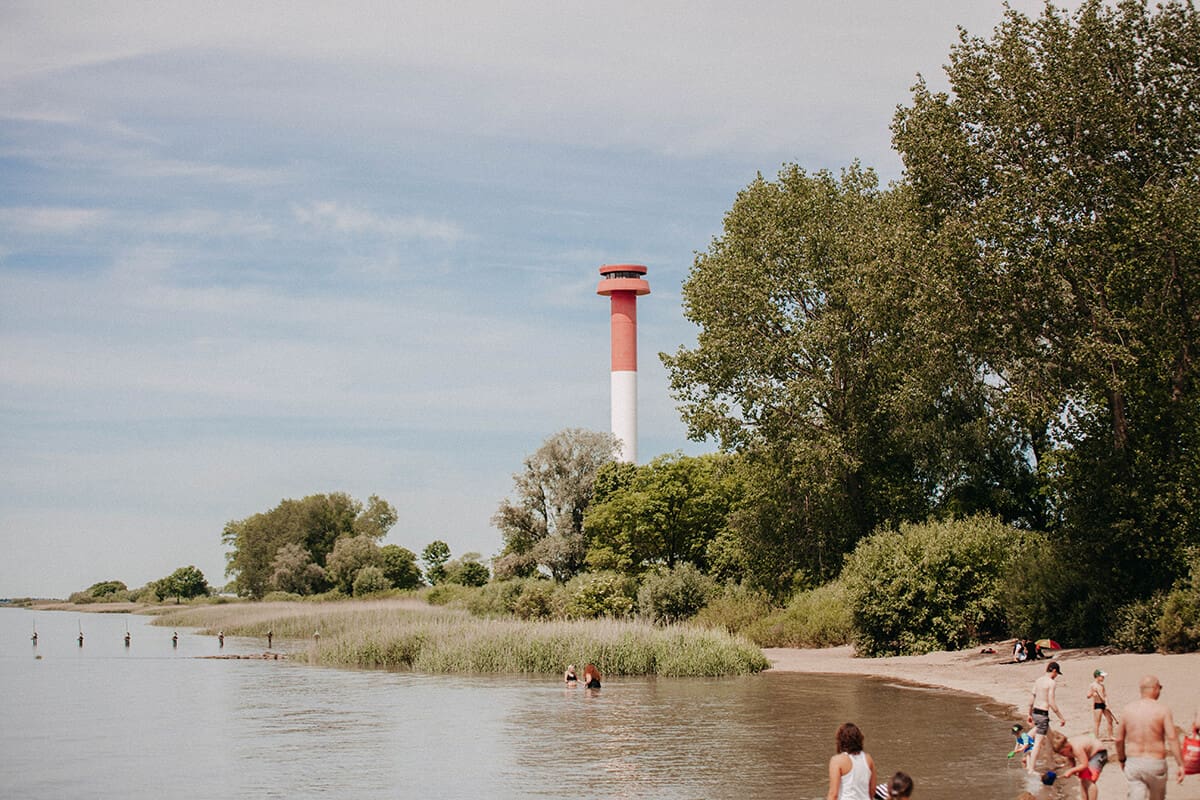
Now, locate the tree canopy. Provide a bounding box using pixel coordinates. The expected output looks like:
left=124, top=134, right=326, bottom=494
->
left=584, top=452, right=740, bottom=574
left=893, top=0, right=1200, bottom=622
left=661, top=0, right=1200, bottom=637
left=222, top=493, right=398, bottom=598
left=492, top=428, right=619, bottom=581
left=155, top=565, right=209, bottom=604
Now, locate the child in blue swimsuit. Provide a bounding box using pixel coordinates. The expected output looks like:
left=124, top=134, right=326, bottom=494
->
left=1010, top=723, right=1035, bottom=769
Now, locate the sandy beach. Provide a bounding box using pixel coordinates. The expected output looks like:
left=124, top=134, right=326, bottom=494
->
left=766, top=643, right=1200, bottom=798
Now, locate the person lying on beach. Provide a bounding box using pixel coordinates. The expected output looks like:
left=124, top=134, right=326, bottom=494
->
left=1047, top=730, right=1107, bottom=800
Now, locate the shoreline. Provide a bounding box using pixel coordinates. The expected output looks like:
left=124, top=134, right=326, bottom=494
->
left=765, top=644, right=1200, bottom=799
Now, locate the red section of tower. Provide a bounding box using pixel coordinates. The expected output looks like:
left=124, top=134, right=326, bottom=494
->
left=596, top=264, right=651, bottom=372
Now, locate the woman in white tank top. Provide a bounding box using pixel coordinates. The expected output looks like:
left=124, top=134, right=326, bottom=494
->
left=826, top=722, right=876, bottom=800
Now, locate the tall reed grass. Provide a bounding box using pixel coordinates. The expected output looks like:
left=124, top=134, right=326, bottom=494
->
left=153, top=599, right=768, bottom=676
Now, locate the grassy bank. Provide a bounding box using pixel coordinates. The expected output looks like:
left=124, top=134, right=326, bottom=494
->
left=152, top=599, right=768, bottom=677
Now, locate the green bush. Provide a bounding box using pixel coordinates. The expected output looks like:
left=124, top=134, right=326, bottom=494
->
left=456, top=580, right=514, bottom=617
left=263, top=590, right=304, bottom=603
left=511, top=582, right=557, bottom=619
left=87, top=580, right=128, bottom=598
left=842, top=515, right=1039, bottom=656
left=563, top=572, right=635, bottom=619
left=743, top=580, right=853, bottom=647
left=637, top=564, right=715, bottom=625
left=1157, top=559, right=1200, bottom=653
left=1109, top=594, right=1166, bottom=653
left=692, top=583, right=773, bottom=635
left=423, top=583, right=476, bottom=607
left=352, top=566, right=390, bottom=596
left=999, top=533, right=1105, bottom=646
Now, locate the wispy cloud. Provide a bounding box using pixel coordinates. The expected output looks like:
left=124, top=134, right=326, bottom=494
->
left=292, top=201, right=466, bottom=243
left=0, top=206, right=110, bottom=232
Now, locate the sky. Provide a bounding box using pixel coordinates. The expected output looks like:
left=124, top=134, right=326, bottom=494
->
left=0, top=0, right=1073, bottom=598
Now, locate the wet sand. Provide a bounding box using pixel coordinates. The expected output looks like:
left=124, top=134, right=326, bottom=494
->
left=765, top=643, right=1200, bottom=798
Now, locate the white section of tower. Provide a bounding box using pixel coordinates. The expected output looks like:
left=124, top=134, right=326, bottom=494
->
left=611, top=369, right=638, bottom=463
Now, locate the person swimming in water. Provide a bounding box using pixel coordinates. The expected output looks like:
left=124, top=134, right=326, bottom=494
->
left=582, top=664, right=601, bottom=689
left=564, top=664, right=577, bottom=685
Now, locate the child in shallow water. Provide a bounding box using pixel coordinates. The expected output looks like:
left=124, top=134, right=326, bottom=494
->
left=1009, top=723, right=1036, bottom=769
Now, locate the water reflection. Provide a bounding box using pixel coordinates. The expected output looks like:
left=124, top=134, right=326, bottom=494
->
left=1, top=609, right=1023, bottom=799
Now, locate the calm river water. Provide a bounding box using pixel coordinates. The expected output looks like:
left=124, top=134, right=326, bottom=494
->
left=2, top=608, right=1026, bottom=799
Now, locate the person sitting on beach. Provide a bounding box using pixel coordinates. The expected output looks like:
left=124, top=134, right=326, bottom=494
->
left=1047, top=730, right=1108, bottom=800
left=1010, top=723, right=1036, bottom=769
left=873, top=771, right=912, bottom=799
left=564, top=664, right=577, bottom=685
left=827, top=722, right=876, bottom=800
left=582, top=664, right=601, bottom=689
left=1013, top=640, right=1027, bottom=663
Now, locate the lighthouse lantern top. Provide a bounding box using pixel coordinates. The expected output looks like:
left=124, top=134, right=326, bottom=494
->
left=597, top=263, right=650, bottom=297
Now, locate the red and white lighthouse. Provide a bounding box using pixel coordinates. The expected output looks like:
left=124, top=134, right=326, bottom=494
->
left=596, top=263, right=650, bottom=463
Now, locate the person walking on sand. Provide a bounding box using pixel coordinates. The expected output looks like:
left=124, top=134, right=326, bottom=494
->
left=1088, top=669, right=1116, bottom=739
left=1047, top=730, right=1107, bottom=800
left=1027, top=661, right=1067, bottom=773
left=827, top=722, right=876, bottom=800
left=1115, top=675, right=1185, bottom=799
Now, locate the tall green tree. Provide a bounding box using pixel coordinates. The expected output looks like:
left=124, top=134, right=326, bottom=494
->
left=268, top=543, right=327, bottom=595
left=379, top=544, right=422, bottom=590
left=584, top=452, right=740, bottom=574
left=421, top=540, right=451, bottom=585
left=223, top=492, right=398, bottom=599
left=893, top=0, right=1200, bottom=624
left=442, top=552, right=491, bottom=586
left=492, top=428, right=619, bottom=581
left=325, top=536, right=382, bottom=595
left=155, top=565, right=209, bottom=604
left=663, top=165, right=1025, bottom=589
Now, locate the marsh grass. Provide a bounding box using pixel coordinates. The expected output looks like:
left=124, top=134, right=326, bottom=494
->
left=152, top=599, right=768, bottom=676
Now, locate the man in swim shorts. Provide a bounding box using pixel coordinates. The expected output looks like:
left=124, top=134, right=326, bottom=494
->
left=1027, top=661, right=1066, bottom=773
left=1048, top=730, right=1107, bottom=800
left=1115, top=675, right=1185, bottom=800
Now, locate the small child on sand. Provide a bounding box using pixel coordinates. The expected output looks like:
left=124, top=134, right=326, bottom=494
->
left=1009, top=724, right=1036, bottom=769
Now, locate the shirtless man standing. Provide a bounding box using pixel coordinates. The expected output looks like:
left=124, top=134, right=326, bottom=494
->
left=1027, top=661, right=1067, bottom=773
left=1114, top=675, right=1184, bottom=799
